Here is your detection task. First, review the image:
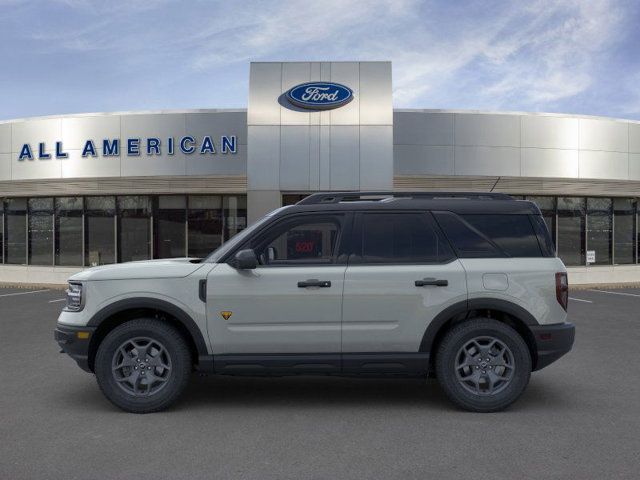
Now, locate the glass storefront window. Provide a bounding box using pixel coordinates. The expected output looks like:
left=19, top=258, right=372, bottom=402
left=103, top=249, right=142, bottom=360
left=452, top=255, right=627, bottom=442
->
left=155, top=196, right=186, bottom=259
left=587, top=198, right=612, bottom=266
left=223, top=195, right=247, bottom=241
left=85, top=196, right=116, bottom=266
left=0, top=202, right=4, bottom=263
left=282, top=194, right=309, bottom=206
left=4, top=192, right=637, bottom=270
left=614, top=198, right=635, bottom=265
left=637, top=208, right=640, bottom=265
left=118, top=196, right=151, bottom=262
left=526, top=196, right=556, bottom=247
left=557, top=197, right=586, bottom=266
left=0, top=194, right=252, bottom=267
left=5, top=198, right=27, bottom=264
left=55, top=197, right=83, bottom=266
left=28, top=198, right=54, bottom=265
left=188, top=196, right=222, bottom=258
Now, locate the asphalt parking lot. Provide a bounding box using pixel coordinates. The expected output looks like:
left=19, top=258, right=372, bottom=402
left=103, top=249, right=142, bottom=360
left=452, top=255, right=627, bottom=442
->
left=0, top=287, right=639, bottom=479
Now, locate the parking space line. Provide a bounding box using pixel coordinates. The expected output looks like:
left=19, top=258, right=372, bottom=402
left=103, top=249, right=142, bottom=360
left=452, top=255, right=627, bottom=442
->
left=587, top=289, right=640, bottom=298
left=48, top=298, right=66, bottom=303
left=0, top=289, right=49, bottom=298
left=569, top=297, right=593, bottom=303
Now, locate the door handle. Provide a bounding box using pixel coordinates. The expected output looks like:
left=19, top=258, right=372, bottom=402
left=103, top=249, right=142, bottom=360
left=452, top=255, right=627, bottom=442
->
left=297, top=279, right=332, bottom=288
left=415, top=278, right=448, bottom=287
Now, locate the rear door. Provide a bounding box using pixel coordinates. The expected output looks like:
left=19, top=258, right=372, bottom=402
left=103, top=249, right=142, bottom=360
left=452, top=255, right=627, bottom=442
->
left=341, top=211, right=467, bottom=356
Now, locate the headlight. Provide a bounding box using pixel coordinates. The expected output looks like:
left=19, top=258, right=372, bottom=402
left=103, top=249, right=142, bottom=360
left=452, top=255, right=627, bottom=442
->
left=64, top=282, right=84, bottom=312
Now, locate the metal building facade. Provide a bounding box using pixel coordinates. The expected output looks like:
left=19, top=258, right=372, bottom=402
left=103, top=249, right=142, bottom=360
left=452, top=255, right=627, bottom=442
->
left=1, top=61, right=640, bottom=284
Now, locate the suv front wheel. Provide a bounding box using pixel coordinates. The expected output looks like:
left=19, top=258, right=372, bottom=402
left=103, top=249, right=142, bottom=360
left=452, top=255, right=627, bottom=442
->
left=435, top=318, right=532, bottom=412
left=95, top=319, right=192, bottom=413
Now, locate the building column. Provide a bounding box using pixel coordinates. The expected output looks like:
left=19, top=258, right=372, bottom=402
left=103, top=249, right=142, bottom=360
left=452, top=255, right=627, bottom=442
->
left=246, top=61, right=394, bottom=225
left=247, top=190, right=281, bottom=224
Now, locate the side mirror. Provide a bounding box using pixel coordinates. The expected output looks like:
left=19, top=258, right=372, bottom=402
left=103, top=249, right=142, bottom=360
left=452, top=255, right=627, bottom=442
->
left=231, top=249, right=258, bottom=270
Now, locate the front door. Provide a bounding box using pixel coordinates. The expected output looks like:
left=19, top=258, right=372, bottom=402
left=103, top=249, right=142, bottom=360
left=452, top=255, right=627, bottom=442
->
left=206, top=212, right=349, bottom=357
left=341, top=212, right=468, bottom=357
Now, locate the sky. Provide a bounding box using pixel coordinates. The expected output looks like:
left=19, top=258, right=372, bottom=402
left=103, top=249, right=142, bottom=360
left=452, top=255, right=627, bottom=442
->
left=0, top=0, right=639, bottom=121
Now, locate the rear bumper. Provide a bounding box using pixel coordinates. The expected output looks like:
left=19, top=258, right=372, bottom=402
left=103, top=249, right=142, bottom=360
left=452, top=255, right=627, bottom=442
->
left=530, top=322, right=575, bottom=371
left=54, top=324, right=96, bottom=373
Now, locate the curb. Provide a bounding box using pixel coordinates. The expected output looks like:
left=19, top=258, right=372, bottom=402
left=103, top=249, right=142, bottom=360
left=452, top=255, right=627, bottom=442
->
left=0, top=282, right=67, bottom=290
left=570, top=282, right=640, bottom=290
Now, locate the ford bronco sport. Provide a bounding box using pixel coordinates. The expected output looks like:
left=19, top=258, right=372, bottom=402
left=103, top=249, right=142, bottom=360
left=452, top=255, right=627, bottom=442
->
left=55, top=192, right=575, bottom=413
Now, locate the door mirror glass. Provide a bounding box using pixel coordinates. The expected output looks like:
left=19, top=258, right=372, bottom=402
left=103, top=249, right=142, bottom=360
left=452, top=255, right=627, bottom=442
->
left=231, top=249, right=258, bottom=270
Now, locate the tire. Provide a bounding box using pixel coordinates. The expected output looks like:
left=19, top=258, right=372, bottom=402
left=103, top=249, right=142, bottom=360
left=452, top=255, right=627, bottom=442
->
left=435, top=318, right=531, bottom=412
left=95, top=318, right=192, bottom=413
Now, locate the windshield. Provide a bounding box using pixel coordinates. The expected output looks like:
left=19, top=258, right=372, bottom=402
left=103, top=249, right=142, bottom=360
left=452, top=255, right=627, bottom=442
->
left=204, top=207, right=291, bottom=263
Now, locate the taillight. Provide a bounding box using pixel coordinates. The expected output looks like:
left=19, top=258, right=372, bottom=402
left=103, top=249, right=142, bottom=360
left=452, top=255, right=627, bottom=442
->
left=555, top=272, right=568, bottom=311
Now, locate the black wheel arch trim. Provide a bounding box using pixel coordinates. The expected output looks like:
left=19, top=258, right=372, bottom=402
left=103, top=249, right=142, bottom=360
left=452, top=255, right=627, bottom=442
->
left=420, top=298, right=538, bottom=353
left=87, top=297, right=209, bottom=357
left=467, top=298, right=538, bottom=326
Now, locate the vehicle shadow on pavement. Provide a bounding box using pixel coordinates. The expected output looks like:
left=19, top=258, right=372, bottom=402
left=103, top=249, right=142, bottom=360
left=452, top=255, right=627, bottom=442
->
left=178, top=374, right=573, bottom=412
left=182, top=375, right=451, bottom=410
left=54, top=372, right=573, bottom=414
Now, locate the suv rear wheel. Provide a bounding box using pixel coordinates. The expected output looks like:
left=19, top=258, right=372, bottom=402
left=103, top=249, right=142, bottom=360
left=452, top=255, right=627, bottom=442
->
left=435, top=318, right=531, bottom=412
left=95, top=319, right=192, bottom=413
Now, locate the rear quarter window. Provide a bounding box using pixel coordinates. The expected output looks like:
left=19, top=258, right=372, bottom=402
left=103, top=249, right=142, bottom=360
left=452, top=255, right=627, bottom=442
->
left=434, top=212, right=548, bottom=258
left=529, top=214, right=556, bottom=257
left=460, top=214, right=543, bottom=257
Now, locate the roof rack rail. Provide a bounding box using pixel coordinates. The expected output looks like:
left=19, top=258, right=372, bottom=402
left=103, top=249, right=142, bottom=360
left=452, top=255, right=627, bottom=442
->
left=296, top=191, right=513, bottom=205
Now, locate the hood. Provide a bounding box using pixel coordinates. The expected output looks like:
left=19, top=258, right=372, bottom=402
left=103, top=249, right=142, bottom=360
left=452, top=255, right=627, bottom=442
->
left=69, top=258, right=205, bottom=282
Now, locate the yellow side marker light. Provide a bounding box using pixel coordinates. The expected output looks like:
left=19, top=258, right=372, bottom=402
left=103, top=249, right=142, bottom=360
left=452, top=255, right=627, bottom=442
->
left=76, top=331, right=90, bottom=340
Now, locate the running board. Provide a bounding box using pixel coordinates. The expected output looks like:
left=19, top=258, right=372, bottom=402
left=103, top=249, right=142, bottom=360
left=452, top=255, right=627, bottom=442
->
left=197, top=352, right=430, bottom=377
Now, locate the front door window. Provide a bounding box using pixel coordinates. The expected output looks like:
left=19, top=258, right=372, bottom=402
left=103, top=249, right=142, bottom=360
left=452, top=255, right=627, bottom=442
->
left=250, top=215, right=344, bottom=266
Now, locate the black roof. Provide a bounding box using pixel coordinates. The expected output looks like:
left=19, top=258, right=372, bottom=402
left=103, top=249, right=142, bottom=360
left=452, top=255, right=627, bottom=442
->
left=276, top=191, right=541, bottom=216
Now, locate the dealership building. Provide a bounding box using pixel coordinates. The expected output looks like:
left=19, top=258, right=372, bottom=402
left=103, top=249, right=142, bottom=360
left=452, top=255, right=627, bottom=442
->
left=1, top=61, right=640, bottom=285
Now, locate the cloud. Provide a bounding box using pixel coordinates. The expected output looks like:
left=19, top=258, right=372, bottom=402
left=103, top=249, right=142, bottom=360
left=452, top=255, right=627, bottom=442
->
left=185, top=0, right=628, bottom=112
left=189, top=0, right=418, bottom=70
left=479, top=0, right=622, bottom=107
left=389, top=0, right=626, bottom=109
left=0, top=0, right=637, bottom=119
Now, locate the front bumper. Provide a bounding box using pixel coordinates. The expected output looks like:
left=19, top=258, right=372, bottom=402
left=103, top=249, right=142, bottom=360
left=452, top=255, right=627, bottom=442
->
left=54, top=324, right=96, bottom=373
left=530, top=322, right=575, bottom=371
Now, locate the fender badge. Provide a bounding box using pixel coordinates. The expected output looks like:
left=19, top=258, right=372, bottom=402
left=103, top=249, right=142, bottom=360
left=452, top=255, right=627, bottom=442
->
left=220, top=311, right=233, bottom=321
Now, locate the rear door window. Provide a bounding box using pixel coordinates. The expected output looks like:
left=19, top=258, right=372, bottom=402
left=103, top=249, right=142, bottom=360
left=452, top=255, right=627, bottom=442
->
left=355, top=212, right=454, bottom=264
left=433, top=212, right=503, bottom=258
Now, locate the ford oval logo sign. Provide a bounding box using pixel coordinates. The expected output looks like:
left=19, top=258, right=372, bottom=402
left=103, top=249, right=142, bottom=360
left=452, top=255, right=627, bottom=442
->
left=286, top=82, right=353, bottom=110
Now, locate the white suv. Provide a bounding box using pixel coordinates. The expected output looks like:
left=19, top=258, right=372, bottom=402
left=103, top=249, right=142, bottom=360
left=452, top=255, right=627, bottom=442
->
left=55, top=192, right=575, bottom=413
